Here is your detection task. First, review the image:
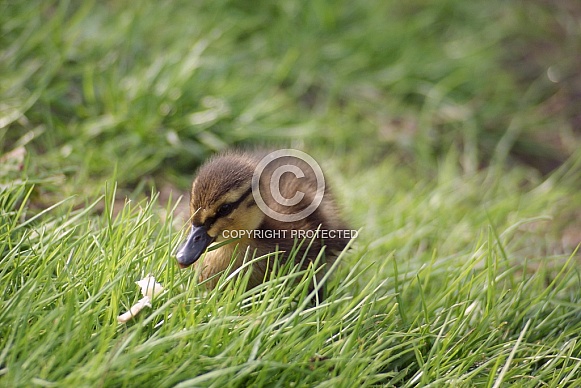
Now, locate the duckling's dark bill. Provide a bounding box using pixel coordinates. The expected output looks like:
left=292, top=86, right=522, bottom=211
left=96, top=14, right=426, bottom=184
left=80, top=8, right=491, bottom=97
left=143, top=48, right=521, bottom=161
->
left=176, top=225, right=215, bottom=268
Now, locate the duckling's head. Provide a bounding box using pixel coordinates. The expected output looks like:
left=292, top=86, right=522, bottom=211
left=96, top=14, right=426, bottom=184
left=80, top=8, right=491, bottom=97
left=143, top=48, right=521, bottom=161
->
left=176, top=153, right=264, bottom=268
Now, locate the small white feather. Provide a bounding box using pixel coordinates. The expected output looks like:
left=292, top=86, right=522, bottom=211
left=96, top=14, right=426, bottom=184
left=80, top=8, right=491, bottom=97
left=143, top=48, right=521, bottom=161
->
left=117, top=275, right=165, bottom=323
left=135, top=274, right=165, bottom=298
left=117, top=296, right=152, bottom=323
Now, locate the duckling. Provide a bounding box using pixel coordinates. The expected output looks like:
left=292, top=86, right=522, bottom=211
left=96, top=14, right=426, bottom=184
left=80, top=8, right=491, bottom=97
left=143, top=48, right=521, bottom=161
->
left=176, top=149, right=351, bottom=296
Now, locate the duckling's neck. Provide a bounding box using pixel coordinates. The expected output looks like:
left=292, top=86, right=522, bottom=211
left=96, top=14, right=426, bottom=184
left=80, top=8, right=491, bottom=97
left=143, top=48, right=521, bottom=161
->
left=196, top=237, right=261, bottom=289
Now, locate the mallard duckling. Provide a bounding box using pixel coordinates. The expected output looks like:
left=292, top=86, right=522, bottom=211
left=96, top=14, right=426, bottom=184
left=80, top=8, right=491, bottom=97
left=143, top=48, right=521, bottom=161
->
left=176, top=149, right=351, bottom=295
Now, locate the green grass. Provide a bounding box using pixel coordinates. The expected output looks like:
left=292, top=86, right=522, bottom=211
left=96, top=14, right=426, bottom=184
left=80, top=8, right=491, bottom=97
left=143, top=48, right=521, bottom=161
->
left=2, top=160, right=580, bottom=386
left=2, top=0, right=581, bottom=386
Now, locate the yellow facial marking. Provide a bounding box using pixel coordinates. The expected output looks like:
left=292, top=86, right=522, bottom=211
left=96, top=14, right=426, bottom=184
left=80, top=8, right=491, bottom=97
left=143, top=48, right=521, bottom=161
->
left=191, top=183, right=253, bottom=228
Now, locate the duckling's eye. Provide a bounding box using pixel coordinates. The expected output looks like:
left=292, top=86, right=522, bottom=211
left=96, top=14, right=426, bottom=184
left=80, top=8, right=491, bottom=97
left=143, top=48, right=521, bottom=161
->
left=216, top=203, right=234, bottom=218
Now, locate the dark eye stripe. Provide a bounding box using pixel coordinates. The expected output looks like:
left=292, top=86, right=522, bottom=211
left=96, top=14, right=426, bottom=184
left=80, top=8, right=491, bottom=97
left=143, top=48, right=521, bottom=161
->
left=216, top=203, right=234, bottom=218
left=198, top=187, right=253, bottom=228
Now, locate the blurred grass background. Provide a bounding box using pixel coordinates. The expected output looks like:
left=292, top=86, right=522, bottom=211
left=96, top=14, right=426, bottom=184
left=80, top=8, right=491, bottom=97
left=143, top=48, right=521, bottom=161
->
left=3, top=0, right=579, bottom=192
left=1, top=0, right=581, bottom=386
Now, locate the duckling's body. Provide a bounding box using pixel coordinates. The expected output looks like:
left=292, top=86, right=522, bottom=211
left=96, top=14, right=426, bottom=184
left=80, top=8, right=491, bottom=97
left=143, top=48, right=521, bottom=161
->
left=176, top=149, right=350, bottom=294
